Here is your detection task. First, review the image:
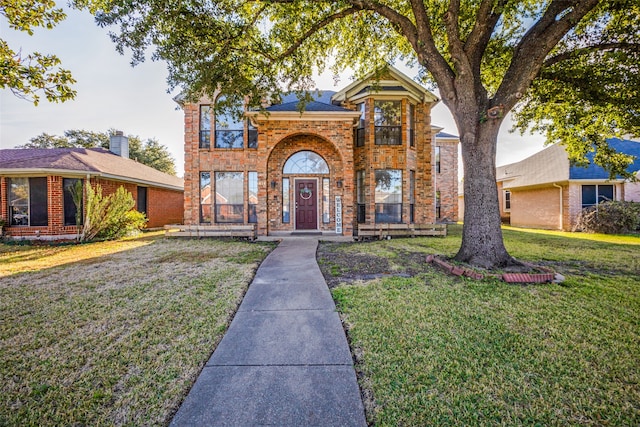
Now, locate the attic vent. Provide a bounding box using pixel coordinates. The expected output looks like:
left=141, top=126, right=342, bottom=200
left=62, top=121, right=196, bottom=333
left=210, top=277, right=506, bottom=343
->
left=109, top=131, right=129, bottom=158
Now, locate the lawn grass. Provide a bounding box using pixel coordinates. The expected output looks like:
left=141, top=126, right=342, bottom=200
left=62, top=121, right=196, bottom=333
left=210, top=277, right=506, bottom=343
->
left=0, top=235, right=273, bottom=425
left=329, top=225, right=640, bottom=425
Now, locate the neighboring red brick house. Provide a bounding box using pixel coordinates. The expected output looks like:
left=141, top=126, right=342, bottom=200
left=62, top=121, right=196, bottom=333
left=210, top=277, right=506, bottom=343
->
left=0, top=136, right=184, bottom=240
left=180, top=66, right=458, bottom=237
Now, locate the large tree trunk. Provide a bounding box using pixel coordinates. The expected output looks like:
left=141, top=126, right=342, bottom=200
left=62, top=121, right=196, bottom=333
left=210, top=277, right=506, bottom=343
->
left=455, top=121, right=516, bottom=268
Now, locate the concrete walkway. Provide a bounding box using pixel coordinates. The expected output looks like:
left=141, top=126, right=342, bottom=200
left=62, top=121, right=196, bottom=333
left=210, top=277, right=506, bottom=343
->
left=170, top=237, right=367, bottom=426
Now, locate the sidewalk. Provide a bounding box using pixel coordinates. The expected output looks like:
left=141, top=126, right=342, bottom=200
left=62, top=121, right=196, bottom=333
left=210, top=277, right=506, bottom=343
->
left=170, top=237, right=367, bottom=426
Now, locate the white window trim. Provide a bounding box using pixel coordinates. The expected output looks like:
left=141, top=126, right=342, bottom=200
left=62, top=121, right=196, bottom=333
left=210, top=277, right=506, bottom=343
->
left=504, top=190, right=511, bottom=212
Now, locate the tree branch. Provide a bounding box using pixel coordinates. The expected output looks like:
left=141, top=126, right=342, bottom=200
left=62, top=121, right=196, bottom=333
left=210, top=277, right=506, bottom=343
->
left=544, top=42, right=640, bottom=67
left=464, top=0, right=506, bottom=71
left=442, top=0, right=470, bottom=78
left=348, top=0, right=418, bottom=45
left=275, top=7, right=361, bottom=60
left=495, top=0, right=600, bottom=109
left=407, top=0, right=456, bottom=98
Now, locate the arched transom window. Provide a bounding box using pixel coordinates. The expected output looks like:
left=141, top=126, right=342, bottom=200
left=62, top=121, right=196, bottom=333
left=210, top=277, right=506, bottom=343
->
left=283, top=151, right=329, bottom=174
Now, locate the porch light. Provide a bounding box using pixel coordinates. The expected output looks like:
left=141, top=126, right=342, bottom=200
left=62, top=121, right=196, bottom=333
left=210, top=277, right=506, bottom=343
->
left=336, top=179, right=343, bottom=188
left=271, top=180, right=277, bottom=189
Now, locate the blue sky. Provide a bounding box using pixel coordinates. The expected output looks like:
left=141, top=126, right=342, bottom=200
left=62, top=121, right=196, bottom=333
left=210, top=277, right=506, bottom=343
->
left=0, top=8, right=545, bottom=177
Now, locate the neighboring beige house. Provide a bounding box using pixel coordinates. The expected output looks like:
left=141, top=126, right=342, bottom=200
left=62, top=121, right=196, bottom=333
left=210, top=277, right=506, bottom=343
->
left=495, top=139, right=640, bottom=231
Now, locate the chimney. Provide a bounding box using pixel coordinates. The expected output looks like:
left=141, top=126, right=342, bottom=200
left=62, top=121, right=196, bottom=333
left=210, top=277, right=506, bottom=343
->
left=109, top=130, right=129, bottom=158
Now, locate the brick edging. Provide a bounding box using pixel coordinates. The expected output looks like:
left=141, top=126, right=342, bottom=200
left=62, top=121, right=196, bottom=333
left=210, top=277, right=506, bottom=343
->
left=425, top=255, right=565, bottom=284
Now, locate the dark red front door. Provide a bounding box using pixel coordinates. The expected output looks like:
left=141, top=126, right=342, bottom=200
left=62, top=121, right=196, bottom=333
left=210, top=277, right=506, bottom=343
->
left=295, top=179, right=317, bottom=230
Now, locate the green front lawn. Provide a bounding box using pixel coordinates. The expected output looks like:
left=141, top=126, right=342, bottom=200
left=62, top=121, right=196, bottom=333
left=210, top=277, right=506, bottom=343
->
left=0, top=235, right=273, bottom=425
left=328, top=226, right=640, bottom=425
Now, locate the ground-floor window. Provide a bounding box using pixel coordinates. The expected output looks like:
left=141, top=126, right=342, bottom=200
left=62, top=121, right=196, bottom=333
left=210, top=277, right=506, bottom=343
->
left=436, top=190, right=441, bottom=219
left=8, top=178, right=29, bottom=226
left=137, top=186, right=148, bottom=216
left=356, top=170, right=365, bottom=223
left=375, top=169, right=402, bottom=223
left=8, top=177, right=48, bottom=226
left=581, top=184, right=614, bottom=209
left=504, top=190, right=511, bottom=211
left=409, top=170, right=415, bottom=223
left=201, top=171, right=260, bottom=224
left=248, top=172, right=258, bottom=223
left=322, top=178, right=330, bottom=223
left=200, top=172, right=211, bottom=223
left=63, top=178, right=83, bottom=226
left=215, top=172, right=244, bottom=223
left=282, top=178, right=290, bottom=223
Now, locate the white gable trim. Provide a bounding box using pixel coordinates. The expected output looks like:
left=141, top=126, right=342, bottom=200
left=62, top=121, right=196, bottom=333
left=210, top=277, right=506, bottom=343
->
left=331, top=65, right=439, bottom=105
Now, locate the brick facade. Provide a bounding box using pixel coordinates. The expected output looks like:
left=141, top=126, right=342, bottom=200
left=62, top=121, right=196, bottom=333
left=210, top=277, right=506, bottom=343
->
left=146, top=187, right=184, bottom=228
left=182, top=68, right=459, bottom=236
left=433, top=135, right=459, bottom=222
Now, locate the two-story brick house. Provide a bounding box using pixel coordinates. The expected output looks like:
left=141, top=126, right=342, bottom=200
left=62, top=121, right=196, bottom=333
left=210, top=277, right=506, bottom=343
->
left=180, top=66, right=458, bottom=237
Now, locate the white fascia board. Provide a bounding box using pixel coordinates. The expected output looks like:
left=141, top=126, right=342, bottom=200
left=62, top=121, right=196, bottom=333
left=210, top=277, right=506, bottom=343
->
left=0, top=168, right=93, bottom=178
left=348, top=91, right=426, bottom=104
left=97, top=173, right=184, bottom=191
left=502, top=180, right=569, bottom=190
left=0, top=169, right=183, bottom=191
left=568, top=179, right=625, bottom=184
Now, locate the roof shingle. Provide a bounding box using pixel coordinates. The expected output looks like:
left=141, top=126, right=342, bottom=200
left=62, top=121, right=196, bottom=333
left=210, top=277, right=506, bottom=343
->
left=0, top=148, right=183, bottom=190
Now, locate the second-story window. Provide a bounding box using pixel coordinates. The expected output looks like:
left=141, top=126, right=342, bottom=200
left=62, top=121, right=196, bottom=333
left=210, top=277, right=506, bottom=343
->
left=435, top=146, right=441, bottom=173
left=356, top=102, right=365, bottom=147
left=409, top=104, right=416, bottom=147
left=374, top=100, right=402, bottom=145
left=247, top=120, right=258, bottom=148
left=199, top=105, right=211, bottom=149
left=215, top=98, right=245, bottom=149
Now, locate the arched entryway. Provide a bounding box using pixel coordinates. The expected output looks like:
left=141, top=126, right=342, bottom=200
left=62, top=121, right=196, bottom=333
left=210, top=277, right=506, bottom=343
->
left=265, top=134, right=347, bottom=234
left=284, top=151, right=329, bottom=230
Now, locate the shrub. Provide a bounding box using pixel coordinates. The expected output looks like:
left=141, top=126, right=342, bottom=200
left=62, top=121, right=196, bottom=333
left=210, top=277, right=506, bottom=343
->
left=575, top=201, right=640, bottom=234
left=81, top=185, right=148, bottom=241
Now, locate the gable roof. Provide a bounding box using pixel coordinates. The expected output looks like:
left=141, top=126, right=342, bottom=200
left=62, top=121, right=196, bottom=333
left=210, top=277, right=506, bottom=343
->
left=0, top=148, right=183, bottom=191
left=497, top=144, right=570, bottom=189
left=569, top=138, right=640, bottom=179
left=497, top=138, right=640, bottom=189
left=331, top=65, right=439, bottom=105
